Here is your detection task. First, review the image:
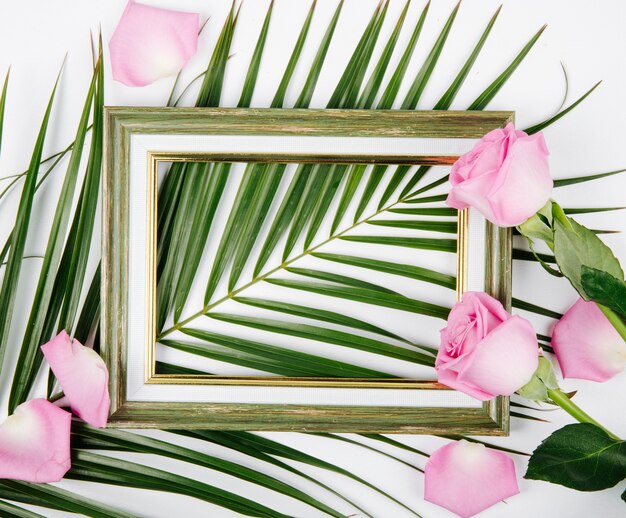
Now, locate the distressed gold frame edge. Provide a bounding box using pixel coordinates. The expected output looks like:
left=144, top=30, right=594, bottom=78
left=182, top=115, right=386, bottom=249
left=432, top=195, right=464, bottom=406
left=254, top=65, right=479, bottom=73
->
left=102, top=107, right=513, bottom=433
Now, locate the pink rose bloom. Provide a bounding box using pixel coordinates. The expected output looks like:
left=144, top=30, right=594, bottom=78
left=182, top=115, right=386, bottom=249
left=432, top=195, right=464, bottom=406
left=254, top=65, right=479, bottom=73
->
left=552, top=298, right=626, bottom=382
left=42, top=331, right=110, bottom=428
left=436, top=292, right=539, bottom=400
left=446, top=123, right=552, bottom=227
left=0, top=399, right=71, bottom=482
left=425, top=440, right=519, bottom=518
left=109, top=0, right=200, bottom=87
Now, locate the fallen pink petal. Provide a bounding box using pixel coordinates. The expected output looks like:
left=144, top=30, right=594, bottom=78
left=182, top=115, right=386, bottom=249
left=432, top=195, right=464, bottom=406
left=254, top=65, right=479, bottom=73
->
left=552, top=298, right=626, bottom=382
left=42, top=331, right=110, bottom=428
left=0, top=399, right=71, bottom=483
left=425, top=440, right=519, bottom=518
left=109, top=0, right=200, bottom=87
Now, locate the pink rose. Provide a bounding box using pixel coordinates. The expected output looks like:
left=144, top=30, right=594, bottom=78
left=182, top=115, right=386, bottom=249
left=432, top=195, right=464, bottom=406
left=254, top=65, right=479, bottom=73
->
left=446, top=123, right=552, bottom=227
left=552, top=298, right=626, bottom=382
left=436, top=292, right=539, bottom=400
left=425, top=440, right=519, bottom=518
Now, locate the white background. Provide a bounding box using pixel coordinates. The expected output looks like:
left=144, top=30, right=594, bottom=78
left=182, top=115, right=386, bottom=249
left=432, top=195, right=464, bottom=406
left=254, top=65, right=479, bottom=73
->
left=0, top=0, right=625, bottom=516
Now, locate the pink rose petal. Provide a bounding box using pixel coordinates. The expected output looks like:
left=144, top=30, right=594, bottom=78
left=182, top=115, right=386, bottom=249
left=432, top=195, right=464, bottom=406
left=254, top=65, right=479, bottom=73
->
left=109, top=0, right=200, bottom=87
left=552, top=298, right=626, bottom=382
left=425, top=440, right=519, bottom=518
left=458, top=316, right=539, bottom=400
left=42, top=331, right=110, bottom=428
left=0, top=399, right=71, bottom=483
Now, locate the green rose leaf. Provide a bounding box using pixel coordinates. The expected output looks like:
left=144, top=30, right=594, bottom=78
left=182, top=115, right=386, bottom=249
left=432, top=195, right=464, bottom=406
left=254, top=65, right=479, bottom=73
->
left=525, top=423, right=626, bottom=491
left=553, top=211, right=624, bottom=298
left=581, top=266, right=626, bottom=317
left=622, top=488, right=626, bottom=503
left=517, top=356, right=559, bottom=402
left=518, top=201, right=555, bottom=247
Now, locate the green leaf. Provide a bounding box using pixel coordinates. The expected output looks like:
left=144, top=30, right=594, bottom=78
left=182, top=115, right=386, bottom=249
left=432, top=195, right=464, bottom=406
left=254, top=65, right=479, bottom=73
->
left=389, top=207, right=457, bottom=216
left=401, top=1, right=460, bottom=110
left=294, top=0, right=344, bottom=108
left=469, top=24, right=546, bottom=110
left=312, top=252, right=456, bottom=289
left=0, top=65, right=61, bottom=372
left=55, top=48, right=104, bottom=333
left=69, top=451, right=290, bottom=518
left=169, top=430, right=371, bottom=516
left=286, top=266, right=401, bottom=295
left=524, top=81, right=602, bottom=134
left=0, top=68, right=9, bottom=158
left=554, top=168, right=626, bottom=188
left=513, top=248, right=557, bottom=264
left=512, top=297, right=563, bottom=319
left=357, top=0, right=411, bottom=109
left=433, top=5, right=502, bottom=110
left=73, top=424, right=345, bottom=518
left=184, top=431, right=419, bottom=517
left=525, top=423, right=626, bottom=491
left=173, top=164, right=229, bottom=320
left=0, top=480, right=134, bottom=518
left=367, top=219, right=457, bottom=233
left=234, top=296, right=411, bottom=344
left=207, top=312, right=435, bottom=365
left=312, top=433, right=423, bottom=473
left=253, top=168, right=309, bottom=276
left=271, top=0, right=317, bottom=108
left=0, top=499, right=44, bottom=518
left=267, top=277, right=449, bottom=323
left=581, top=266, right=626, bottom=316
left=403, top=193, right=448, bottom=204
left=564, top=206, right=625, bottom=215
left=15, top=53, right=103, bottom=404
left=171, top=329, right=390, bottom=378
left=237, top=0, right=274, bottom=108
left=553, top=213, right=624, bottom=298
left=377, top=0, right=430, bottom=109
left=339, top=235, right=457, bottom=252
left=517, top=356, right=559, bottom=402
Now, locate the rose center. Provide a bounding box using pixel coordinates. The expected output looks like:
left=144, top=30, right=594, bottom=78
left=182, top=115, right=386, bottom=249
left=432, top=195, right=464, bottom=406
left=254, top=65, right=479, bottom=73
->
left=446, top=316, right=476, bottom=357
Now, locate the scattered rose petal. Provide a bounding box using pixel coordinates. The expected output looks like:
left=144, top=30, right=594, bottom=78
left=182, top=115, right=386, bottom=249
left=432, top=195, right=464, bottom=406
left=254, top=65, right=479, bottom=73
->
left=552, top=298, right=626, bottom=382
left=109, top=0, right=200, bottom=87
left=42, top=331, right=110, bottom=428
left=0, top=399, right=71, bottom=483
left=425, top=440, right=519, bottom=518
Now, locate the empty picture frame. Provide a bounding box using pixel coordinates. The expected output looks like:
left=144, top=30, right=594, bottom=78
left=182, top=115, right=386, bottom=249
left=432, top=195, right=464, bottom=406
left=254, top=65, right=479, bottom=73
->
left=102, top=108, right=513, bottom=433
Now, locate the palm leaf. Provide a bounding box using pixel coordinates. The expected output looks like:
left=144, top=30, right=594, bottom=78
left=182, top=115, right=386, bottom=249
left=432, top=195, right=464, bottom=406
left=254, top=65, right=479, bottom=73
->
left=72, top=423, right=345, bottom=518
left=10, top=50, right=103, bottom=411
left=0, top=64, right=61, bottom=372
left=0, top=481, right=133, bottom=518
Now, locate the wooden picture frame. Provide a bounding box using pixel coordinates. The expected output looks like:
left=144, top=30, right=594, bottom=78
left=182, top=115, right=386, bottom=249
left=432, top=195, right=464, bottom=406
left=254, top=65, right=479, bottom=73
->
left=103, top=107, right=513, bottom=433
